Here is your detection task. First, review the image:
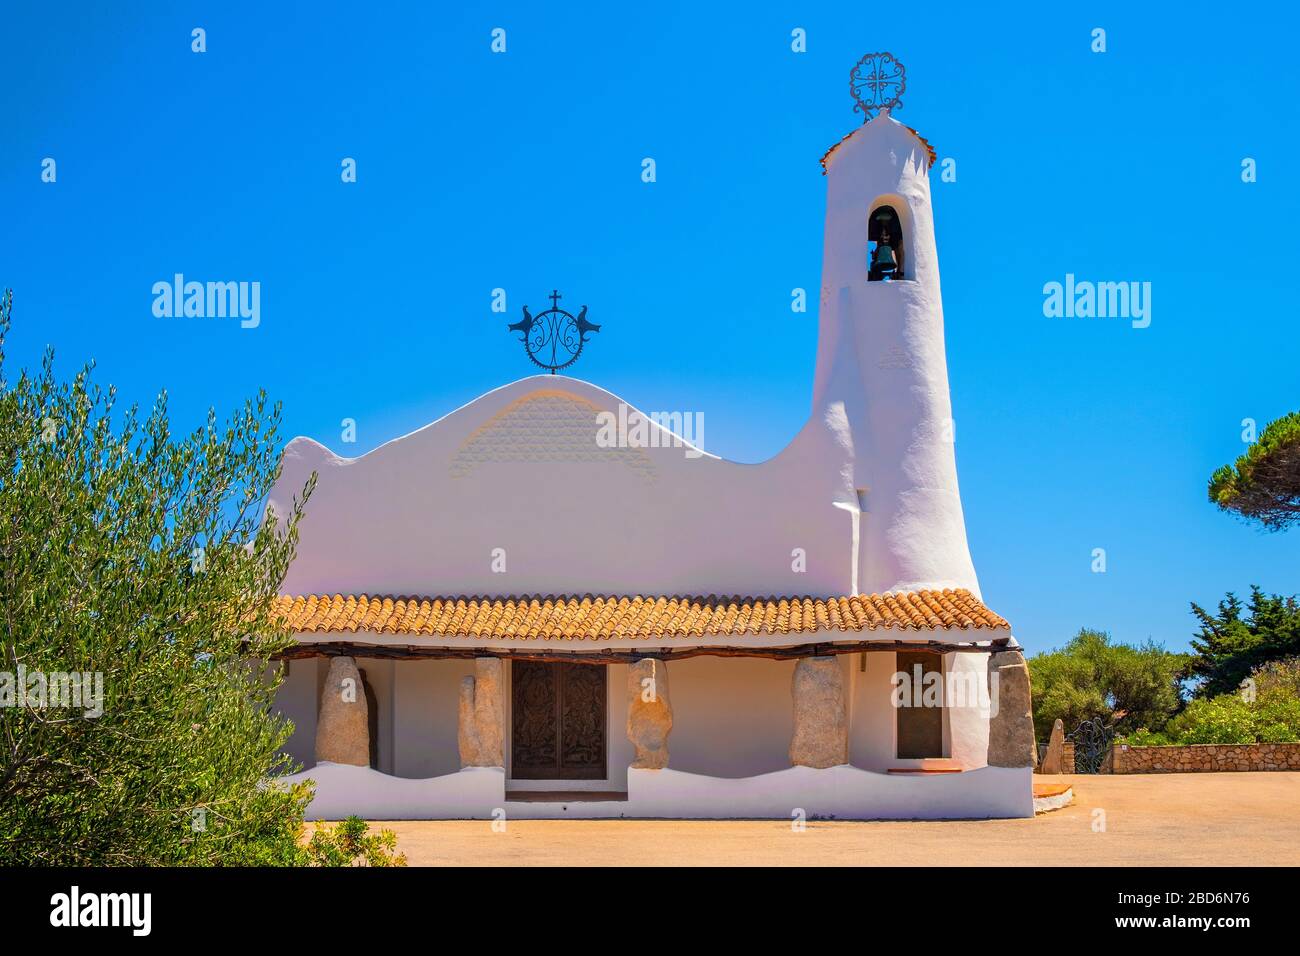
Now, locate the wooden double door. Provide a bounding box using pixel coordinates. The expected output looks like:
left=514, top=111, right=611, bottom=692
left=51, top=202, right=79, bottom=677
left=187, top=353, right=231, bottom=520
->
left=510, top=661, right=607, bottom=780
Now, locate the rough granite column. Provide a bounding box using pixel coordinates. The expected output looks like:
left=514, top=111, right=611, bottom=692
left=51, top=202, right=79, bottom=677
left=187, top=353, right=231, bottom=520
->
left=789, top=656, right=848, bottom=768
left=626, top=658, right=672, bottom=769
left=315, top=656, right=370, bottom=766
left=458, top=657, right=504, bottom=768
left=986, top=649, right=1037, bottom=768
left=1040, top=718, right=1066, bottom=773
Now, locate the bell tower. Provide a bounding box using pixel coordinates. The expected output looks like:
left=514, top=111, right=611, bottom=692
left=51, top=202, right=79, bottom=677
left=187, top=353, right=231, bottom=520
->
left=811, top=54, right=979, bottom=597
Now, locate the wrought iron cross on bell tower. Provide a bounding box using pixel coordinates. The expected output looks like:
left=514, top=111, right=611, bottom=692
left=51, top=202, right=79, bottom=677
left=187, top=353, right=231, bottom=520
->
left=849, top=51, right=906, bottom=120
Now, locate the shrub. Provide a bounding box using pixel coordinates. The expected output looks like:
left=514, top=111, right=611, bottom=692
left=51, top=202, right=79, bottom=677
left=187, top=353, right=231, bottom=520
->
left=1027, top=629, right=1188, bottom=740
left=306, top=816, right=407, bottom=867
left=1119, top=727, right=1173, bottom=747
left=1252, top=656, right=1300, bottom=698
left=1160, top=688, right=1300, bottom=745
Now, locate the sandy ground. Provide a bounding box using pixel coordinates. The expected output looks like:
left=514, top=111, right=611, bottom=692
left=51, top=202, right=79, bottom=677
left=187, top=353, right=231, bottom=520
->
left=366, top=772, right=1300, bottom=866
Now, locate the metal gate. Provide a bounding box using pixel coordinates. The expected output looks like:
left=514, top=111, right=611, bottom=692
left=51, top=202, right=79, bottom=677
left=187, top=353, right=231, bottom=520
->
left=1066, top=717, right=1115, bottom=774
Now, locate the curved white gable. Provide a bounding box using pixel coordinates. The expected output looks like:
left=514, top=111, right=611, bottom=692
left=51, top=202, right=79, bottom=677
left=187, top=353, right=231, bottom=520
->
left=271, top=375, right=854, bottom=598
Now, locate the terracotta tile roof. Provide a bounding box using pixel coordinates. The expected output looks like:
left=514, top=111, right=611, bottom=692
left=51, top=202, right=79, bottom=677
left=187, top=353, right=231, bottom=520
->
left=820, top=121, right=937, bottom=174
left=273, top=589, right=1008, bottom=641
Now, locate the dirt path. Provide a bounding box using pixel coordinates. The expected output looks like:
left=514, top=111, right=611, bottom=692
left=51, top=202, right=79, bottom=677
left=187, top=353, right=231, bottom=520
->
left=367, top=772, right=1300, bottom=866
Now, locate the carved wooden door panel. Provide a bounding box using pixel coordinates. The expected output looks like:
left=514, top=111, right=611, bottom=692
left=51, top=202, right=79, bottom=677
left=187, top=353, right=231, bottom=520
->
left=510, top=661, right=559, bottom=778
left=558, top=664, right=606, bottom=778
left=511, top=662, right=606, bottom=780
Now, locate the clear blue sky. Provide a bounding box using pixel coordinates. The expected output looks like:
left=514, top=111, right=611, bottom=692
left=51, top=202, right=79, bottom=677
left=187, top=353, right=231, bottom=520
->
left=2, top=1, right=1297, bottom=656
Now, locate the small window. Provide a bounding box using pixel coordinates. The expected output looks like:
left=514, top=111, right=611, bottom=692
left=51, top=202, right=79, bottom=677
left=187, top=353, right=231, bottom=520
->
left=868, top=205, right=905, bottom=281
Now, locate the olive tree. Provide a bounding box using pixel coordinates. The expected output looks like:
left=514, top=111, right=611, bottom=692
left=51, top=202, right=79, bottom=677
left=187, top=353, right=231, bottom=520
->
left=0, top=291, right=318, bottom=864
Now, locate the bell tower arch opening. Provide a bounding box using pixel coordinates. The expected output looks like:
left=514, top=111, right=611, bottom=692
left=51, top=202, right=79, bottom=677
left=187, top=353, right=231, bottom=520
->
left=867, top=202, right=907, bottom=281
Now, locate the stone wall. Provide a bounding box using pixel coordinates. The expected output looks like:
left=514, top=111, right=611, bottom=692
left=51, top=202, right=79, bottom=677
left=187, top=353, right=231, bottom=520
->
left=1111, top=742, right=1300, bottom=774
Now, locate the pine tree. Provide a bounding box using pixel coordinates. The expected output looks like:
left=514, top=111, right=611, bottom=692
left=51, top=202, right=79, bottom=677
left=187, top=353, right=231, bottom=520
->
left=1187, top=587, right=1300, bottom=698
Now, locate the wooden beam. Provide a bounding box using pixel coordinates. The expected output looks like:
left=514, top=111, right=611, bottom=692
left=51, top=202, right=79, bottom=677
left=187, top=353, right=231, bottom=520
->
left=274, top=637, right=1013, bottom=664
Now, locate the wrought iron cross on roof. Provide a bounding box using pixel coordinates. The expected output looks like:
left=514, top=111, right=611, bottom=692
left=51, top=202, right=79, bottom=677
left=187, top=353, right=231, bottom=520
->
left=507, top=289, right=601, bottom=374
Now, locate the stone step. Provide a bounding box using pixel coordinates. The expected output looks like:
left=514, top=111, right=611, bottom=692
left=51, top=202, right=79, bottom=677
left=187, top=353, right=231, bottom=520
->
left=505, top=791, right=629, bottom=803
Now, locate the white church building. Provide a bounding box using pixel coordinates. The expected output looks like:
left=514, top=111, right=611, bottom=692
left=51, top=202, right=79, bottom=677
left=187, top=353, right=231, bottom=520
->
left=269, top=71, right=1038, bottom=820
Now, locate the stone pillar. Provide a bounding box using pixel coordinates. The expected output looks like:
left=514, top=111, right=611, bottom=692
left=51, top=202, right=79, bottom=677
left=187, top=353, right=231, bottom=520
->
left=1039, top=718, right=1066, bottom=773
left=626, top=658, right=672, bottom=769
left=986, top=649, right=1037, bottom=768
left=789, top=656, right=848, bottom=768
left=315, top=656, right=370, bottom=766
left=458, top=657, right=504, bottom=768
left=1104, top=742, right=1120, bottom=774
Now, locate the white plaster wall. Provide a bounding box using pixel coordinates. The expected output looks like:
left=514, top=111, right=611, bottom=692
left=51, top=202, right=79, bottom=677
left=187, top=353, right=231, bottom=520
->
left=282, top=763, right=1034, bottom=821
left=289, top=765, right=506, bottom=821
left=392, top=659, right=474, bottom=779
left=849, top=652, right=898, bottom=771
left=624, top=765, right=1032, bottom=820
left=268, top=381, right=856, bottom=600
left=606, top=663, right=635, bottom=789
left=947, top=650, right=991, bottom=769
left=838, top=651, right=855, bottom=749
left=354, top=658, right=394, bottom=774
left=277, top=657, right=318, bottom=771
left=667, top=657, right=795, bottom=778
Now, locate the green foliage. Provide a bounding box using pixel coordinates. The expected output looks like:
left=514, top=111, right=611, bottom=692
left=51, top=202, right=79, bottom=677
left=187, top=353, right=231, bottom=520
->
left=1187, top=588, right=1300, bottom=698
left=1027, top=628, right=1188, bottom=741
left=0, top=290, right=319, bottom=864
left=1158, top=688, right=1300, bottom=745
left=305, top=816, right=407, bottom=867
left=1119, top=727, right=1173, bottom=746
left=1252, top=656, right=1300, bottom=698
left=1121, top=659, right=1300, bottom=746
left=1208, top=410, right=1300, bottom=530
